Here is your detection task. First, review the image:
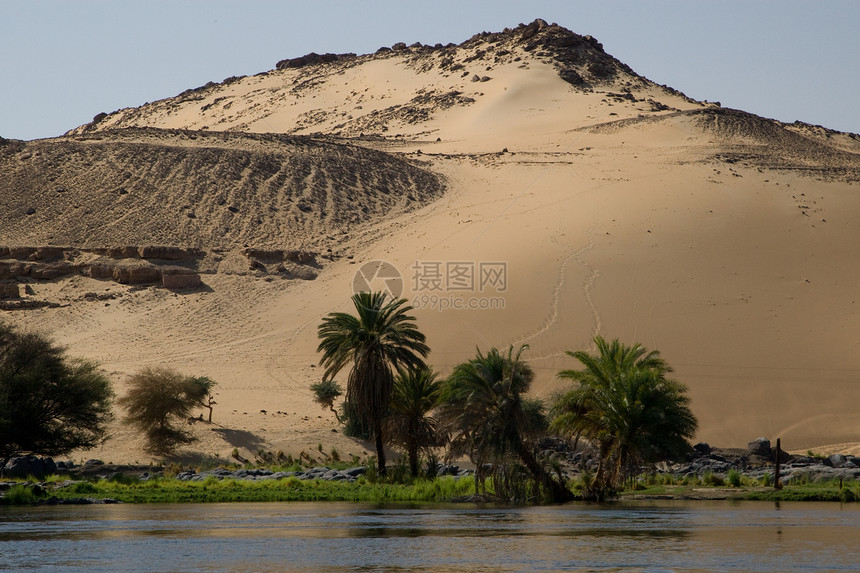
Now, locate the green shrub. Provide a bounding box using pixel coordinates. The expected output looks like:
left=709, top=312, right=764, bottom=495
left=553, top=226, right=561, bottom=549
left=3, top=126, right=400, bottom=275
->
left=644, top=473, right=677, bottom=486
left=727, top=469, right=742, bottom=487
left=364, top=457, right=379, bottom=483
left=386, top=460, right=411, bottom=484
left=164, top=462, right=183, bottom=477
left=67, top=481, right=97, bottom=494
left=2, top=484, right=40, bottom=505
left=107, top=472, right=138, bottom=485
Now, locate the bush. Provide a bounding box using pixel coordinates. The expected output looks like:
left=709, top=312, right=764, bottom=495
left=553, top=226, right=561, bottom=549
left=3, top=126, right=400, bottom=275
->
left=67, top=481, right=97, bottom=494
left=341, top=400, right=371, bottom=439
left=310, top=379, right=342, bottom=422
left=118, top=367, right=215, bottom=456
left=727, top=469, right=742, bottom=487
left=2, top=484, right=40, bottom=505
left=107, top=472, right=138, bottom=485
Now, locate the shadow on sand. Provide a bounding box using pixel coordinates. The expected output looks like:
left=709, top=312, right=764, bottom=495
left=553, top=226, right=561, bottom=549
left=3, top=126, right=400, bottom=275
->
left=210, top=427, right=266, bottom=451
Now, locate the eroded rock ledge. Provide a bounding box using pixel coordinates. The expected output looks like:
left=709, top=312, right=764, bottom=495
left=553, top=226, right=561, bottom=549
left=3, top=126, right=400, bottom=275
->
left=0, top=245, right=321, bottom=300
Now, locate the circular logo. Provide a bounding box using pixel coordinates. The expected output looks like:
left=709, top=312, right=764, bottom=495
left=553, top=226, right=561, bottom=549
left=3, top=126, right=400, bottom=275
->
left=352, top=260, right=403, bottom=299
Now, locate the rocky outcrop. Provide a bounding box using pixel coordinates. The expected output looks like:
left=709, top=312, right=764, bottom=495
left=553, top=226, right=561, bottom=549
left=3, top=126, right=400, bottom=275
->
left=162, top=272, right=202, bottom=289
left=276, top=52, right=357, bottom=70
left=173, top=465, right=369, bottom=483
left=0, top=283, right=20, bottom=298
left=90, top=246, right=203, bottom=260
left=0, top=245, right=319, bottom=289
left=747, top=437, right=772, bottom=458
left=2, top=455, right=58, bottom=479
left=242, top=248, right=318, bottom=266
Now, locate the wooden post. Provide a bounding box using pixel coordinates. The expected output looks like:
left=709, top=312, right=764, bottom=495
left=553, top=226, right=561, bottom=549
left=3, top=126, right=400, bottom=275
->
left=774, top=438, right=783, bottom=490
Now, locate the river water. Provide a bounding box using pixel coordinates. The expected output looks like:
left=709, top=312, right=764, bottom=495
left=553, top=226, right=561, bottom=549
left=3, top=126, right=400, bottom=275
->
left=2, top=500, right=858, bottom=572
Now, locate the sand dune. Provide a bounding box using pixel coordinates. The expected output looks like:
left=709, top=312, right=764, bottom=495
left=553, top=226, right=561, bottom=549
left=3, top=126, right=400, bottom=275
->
left=3, top=20, right=860, bottom=464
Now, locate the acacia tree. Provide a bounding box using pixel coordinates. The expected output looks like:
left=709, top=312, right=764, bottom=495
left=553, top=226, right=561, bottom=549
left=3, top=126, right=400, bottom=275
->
left=0, top=322, right=113, bottom=467
left=310, top=379, right=343, bottom=422
left=387, top=366, right=444, bottom=477
left=317, top=291, right=429, bottom=476
left=550, top=336, right=697, bottom=498
left=118, top=367, right=216, bottom=456
left=439, top=345, right=572, bottom=502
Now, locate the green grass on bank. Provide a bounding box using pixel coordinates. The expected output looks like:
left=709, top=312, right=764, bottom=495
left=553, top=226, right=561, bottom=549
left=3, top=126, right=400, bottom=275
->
left=620, top=479, right=860, bottom=503
left=5, top=471, right=860, bottom=505
left=43, top=475, right=480, bottom=504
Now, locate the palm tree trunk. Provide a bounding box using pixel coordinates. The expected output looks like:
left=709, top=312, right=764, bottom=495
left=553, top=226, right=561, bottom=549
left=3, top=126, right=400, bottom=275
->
left=592, top=446, right=610, bottom=501
left=408, top=446, right=419, bottom=478
left=613, top=448, right=625, bottom=490
left=516, top=441, right=573, bottom=502
left=374, top=420, right=387, bottom=476
left=407, top=420, right=419, bottom=477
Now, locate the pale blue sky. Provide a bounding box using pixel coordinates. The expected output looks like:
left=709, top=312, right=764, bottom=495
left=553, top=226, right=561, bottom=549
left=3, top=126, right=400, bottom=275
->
left=2, top=1, right=858, bottom=140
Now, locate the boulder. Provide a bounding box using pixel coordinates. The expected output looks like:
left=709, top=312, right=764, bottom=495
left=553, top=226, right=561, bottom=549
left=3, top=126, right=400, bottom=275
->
left=29, top=262, right=76, bottom=280
left=112, top=266, right=161, bottom=284
left=0, top=283, right=19, bottom=299
left=2, top=455, right=58, bottom=479
left=88, top=264, right=114, bottom=279
left=747, top=437, right=772, bottom=458
left=693, top=442, right=712, bottom=456
left=162, top=273, right=202, bottom=289
left=139, top=246, right=202, bottom=260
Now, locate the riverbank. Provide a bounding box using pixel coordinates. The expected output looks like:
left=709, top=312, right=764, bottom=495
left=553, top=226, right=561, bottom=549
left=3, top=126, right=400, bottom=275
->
left=2, top=473, right=477, bottom=505
left=624, top=483, right=859, bottom=503
left=3, top=472, right=859, bottom=505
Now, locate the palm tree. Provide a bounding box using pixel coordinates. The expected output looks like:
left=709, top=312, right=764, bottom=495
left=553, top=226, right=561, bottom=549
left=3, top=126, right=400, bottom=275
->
left=317, top=291, right=429, bottom=476
left=439, top=345, right=572, bottom=502
left=550, top=336, right=697, bottom=497
left=387, top=366, right=443, bottom=477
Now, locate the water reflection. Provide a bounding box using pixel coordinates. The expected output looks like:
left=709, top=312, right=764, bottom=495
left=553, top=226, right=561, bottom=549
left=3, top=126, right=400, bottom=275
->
left=2, top=501, right=859, bottom=572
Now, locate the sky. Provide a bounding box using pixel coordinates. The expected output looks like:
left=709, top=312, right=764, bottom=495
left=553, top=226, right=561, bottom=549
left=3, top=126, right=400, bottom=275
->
left=2, top=0, right=859, bottom=141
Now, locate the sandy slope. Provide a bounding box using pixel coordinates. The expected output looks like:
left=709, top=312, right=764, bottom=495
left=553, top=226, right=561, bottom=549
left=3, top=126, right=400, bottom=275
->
left=3, top=21, right=860, bottom=464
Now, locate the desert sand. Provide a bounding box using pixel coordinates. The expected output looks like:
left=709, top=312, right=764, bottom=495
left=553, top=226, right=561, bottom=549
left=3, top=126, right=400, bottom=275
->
left=2, top=20, right=860, bottom=465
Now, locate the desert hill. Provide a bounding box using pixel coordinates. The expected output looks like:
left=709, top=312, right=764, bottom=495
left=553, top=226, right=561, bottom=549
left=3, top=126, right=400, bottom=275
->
left=3, top=19, right=860, bottom=464
left=70, top=20, right=650, bottom=140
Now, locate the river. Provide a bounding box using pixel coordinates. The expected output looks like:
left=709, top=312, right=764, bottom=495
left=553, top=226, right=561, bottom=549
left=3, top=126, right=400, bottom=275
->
left=2, top=500, right=858, bottom=571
